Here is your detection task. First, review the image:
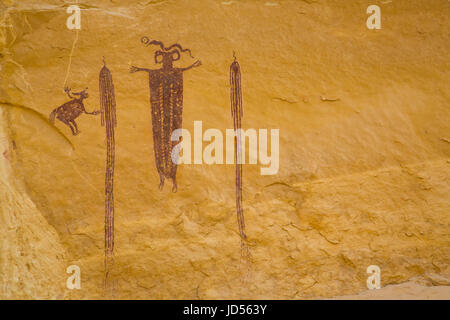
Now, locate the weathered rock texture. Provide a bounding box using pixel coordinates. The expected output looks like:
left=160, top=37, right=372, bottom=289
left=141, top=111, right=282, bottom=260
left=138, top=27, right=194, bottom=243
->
left=0, top=0, right=449, bottom=299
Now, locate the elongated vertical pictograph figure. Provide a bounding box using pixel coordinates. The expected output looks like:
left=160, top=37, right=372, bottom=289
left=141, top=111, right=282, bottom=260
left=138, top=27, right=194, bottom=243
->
left=99, top=58, right=117, bottom=286
left=230, top=54, right=250, bottom=260
left=130, top=37, right=201, bottom=192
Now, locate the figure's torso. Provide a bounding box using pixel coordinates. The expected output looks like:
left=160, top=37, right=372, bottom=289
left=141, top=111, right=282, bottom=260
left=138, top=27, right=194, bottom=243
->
left=58, top=99, right=84, bottom=119
left=148, top=68, right=183, bottom=93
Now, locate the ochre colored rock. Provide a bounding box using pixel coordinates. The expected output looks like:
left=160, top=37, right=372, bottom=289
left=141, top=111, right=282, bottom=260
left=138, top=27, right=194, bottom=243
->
left=0, top=0, right=449, bottom=299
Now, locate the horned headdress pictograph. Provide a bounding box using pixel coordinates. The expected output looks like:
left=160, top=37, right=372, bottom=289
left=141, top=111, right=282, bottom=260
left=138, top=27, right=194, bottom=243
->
left=130, top=37, right=201, bottom=192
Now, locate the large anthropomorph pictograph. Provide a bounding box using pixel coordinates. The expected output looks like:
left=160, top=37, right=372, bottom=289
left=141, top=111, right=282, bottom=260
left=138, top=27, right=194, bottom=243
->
left=130, top=37, right=201, bottom=192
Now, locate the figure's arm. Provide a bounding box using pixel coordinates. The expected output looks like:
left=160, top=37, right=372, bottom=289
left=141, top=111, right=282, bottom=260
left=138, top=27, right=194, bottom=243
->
left=81, top=103, right=100, bottom=115
left=181, top=60, right=202, bottom=72
left=130, top=66, right=153, bottom=73
left=85, top=109, right=100, bottom=115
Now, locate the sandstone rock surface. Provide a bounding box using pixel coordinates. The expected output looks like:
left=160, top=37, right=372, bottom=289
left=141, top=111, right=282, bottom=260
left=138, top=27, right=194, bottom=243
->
left=0, top=0, right=449, bottom=299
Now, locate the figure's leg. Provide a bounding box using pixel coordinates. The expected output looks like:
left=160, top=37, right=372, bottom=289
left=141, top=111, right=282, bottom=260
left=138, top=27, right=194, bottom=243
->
left=170, top=81, right=183, bottom=193
left=70, top=120, right=79, bottom=135
left=159, top=174, right=165, bottom=191
left=170, top=161, right=179, bottom=193
left=58, top=116, right=76, bottom=135
left=171, top=176, right=177, bottom=193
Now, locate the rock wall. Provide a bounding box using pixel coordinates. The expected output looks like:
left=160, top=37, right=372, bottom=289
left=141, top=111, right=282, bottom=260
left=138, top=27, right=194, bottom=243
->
left=0, top=0, right=449, bottom=299
left=0, top=108, right=67, bottom=299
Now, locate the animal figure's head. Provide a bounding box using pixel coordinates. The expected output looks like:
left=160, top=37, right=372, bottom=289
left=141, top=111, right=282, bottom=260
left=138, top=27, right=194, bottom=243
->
left=141, top=37, right=194, bottom=69
left=73, top=88, right=89, bottom=99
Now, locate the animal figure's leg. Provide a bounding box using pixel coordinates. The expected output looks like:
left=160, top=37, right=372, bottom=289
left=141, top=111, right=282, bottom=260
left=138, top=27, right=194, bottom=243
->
left=70, top=120, right=80, bottom=135
left=57, top=115, right=76, bottom=135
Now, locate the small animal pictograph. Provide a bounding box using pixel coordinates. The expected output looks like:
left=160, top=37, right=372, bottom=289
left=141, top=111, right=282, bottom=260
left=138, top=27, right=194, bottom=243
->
left=49, top=87, right=100, bottom=135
